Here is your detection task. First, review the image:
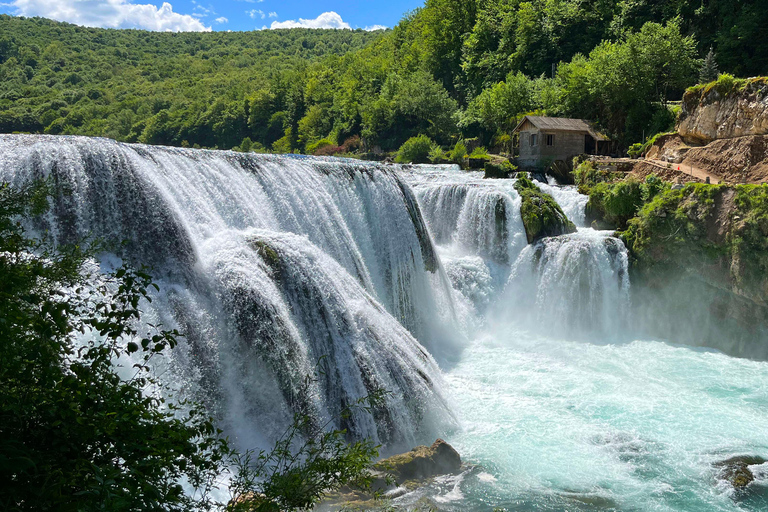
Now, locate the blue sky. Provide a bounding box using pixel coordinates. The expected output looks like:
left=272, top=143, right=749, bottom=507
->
left=2, top=0, right=422, bottom=32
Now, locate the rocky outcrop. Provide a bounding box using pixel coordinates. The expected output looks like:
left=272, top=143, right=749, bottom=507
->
left=375, top=439, right=461, bottom=484
left=715, top=456, right=767, bottom=489
left=623, top=183, right=768, bottom=359
left=321, top=439, right=463, bottom=510
left=639, top=132, right=768, bottom=184
left=514, top=175, right=577, bottom=243
left=483, top=161, right=513, bottom=179
left=679, top=78, right=768, bottom=144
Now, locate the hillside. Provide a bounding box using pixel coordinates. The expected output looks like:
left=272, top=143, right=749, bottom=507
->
left=1, top=0, right=767, bottom=153
left=0, top=15, right=382, bottom=149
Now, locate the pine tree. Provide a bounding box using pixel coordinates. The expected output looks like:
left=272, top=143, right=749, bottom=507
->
left=699, top=47, right=720, bottom=84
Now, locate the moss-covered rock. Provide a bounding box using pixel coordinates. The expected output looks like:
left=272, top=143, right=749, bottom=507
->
left=622, top=183, right=768, bottom=305
left=715, top=456, right=767, bottom=490
left=227, top=492, right=279, bottom=512
left=375, top=439, right=461, bottom=484
left=514, top=175, right=577, bottom=244
left=483, top=160, right=514, bottom=179
left=252, top=239, right=281, bottom=270
left=584, top=178, right=647, bottom=230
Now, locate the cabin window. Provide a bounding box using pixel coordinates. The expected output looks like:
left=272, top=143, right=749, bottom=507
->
left=546, top=134, right=554, bottom=146
left=530, top=133, right=538, bottom=146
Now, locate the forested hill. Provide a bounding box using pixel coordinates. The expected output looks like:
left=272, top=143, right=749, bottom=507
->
left=0, top=15, right=383, bottom=148
left=1, top=0, right=767, bottom=154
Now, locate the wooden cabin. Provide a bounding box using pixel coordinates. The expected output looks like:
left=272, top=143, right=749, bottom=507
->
left=513, top=116, right=611, bottom=170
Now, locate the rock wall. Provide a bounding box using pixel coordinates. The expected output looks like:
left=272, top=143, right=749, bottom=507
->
left=640, top=132, right=768, bottom=184
left=679, top=78, right=768, bottom=143
left=622, top=183, right=768, bottom=358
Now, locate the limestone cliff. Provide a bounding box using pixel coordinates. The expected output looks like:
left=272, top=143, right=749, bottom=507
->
left=641, top=132, right=768, bottom=184
left=622, top=183, right=768, bottom=358
left=679, top=77, right=768, bottom=144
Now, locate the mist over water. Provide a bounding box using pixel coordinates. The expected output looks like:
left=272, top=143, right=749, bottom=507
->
left=3, top=137, right=767, bottom=510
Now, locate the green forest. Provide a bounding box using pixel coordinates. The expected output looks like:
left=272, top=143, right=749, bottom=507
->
left=1, top=0, right=766, bottom=155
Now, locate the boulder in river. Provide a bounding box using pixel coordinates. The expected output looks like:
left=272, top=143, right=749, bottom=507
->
left=514, top=174, right=577, bottom=243
left=715, top=455, right=767, bottom=489
left=376, top=439, right=462, bottom=484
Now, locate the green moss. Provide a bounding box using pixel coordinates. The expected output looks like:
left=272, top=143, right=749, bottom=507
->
left=252, top=240, right=281, bottom=269
left=684, top=76, right=768, bottom=112
left=484, top=161, right=516, bottom=179
left=573, top=160, right=624, bottom=193
left=585, top=178, right=647, bottom=230
left=621, top=184, right=766, bottom=290
left=514, top=176, right=577, bottom=243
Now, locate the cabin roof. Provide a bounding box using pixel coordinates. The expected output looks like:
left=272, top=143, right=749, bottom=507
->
left=513, top=115, right=609, bottom=141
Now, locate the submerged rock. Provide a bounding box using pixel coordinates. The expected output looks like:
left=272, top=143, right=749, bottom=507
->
left=514, top=174, right=577, bottom=243
left=376, top=439, right=462, bottom=484
left=716, top=455, right=767, bottom=489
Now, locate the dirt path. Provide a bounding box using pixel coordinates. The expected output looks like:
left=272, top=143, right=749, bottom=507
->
left=645, top=158, right=721, bottom=184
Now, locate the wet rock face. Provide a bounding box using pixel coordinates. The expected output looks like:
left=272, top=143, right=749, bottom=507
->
left=679, top=79, right=768, bottom=144
left=716, top=455, right=767, bottom=489
left=514, top=175, right=577, bottom=243
left=376, top=439, right=462, bottom=484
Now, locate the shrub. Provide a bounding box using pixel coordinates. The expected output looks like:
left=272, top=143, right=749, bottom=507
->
left=395, top=134, right=435, bottom=164
left=627, top=143, right=643, bottom=158
left=449, top=141, right=467, bottom=164
left=428, top=145, right=447, bottom=163
left=239, top=137, right=253, bottom=152
left=586, top=178, right=646, bottom=229
left=340, top=135, right=361, bottom=153
left=307, top=138, right=334, bottom=155
left=314, top=144, right=344, bottom=156
left=468, top=146, right=490, bottom=159
left=573, top=160, right=623, bottom=192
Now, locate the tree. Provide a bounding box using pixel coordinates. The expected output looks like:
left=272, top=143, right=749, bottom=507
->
left=0, top=181, right=231, bottom=511
left=699, top=47, right=719, bottom=84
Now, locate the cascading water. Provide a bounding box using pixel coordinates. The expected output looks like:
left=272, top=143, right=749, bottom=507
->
left=403, top=168, right=628, bottom=336
left=0, top=135, right=457, bottom=450
left=4, top=136, right=768, bottom=511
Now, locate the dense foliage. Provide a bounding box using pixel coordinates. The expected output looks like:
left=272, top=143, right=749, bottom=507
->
left=395, top=134, right=436, bottom=164
left=0, top=181, right=380, bottom=511
left=1, top=0, right=767, bottom=153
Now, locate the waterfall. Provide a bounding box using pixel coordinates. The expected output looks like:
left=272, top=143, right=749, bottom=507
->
left=502, top=229, right=630, bottom=337
left=407, top=167, right=527, bottom=266
left=402, top=168, right=629, bottom=337
left=0, top=135, right=457, bottom=449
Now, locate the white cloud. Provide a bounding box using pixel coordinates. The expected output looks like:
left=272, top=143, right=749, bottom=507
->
left=364, top=25, right=387, bottom=31
left=11, top=0, right=210, bottom=31
left=268, top=11, right=276, bottom=18
left=269, top=11, right=351, bottom=30
left=247, top=8, right=264, bottom=19
left=215, top=16, right=227, bottom=23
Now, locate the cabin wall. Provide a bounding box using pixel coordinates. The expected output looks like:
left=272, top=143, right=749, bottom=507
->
left=517, top=129, right=587, bottom=170
left=539, top=131, right=586, bottom=162
left=518, top=129, right=541, bottom=169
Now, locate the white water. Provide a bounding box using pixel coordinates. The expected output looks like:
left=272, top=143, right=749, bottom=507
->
left=3, top=138, right=767, bottom=510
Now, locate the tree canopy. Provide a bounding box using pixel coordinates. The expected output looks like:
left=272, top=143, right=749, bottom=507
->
left=1, top=0, right=766, bottom=152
